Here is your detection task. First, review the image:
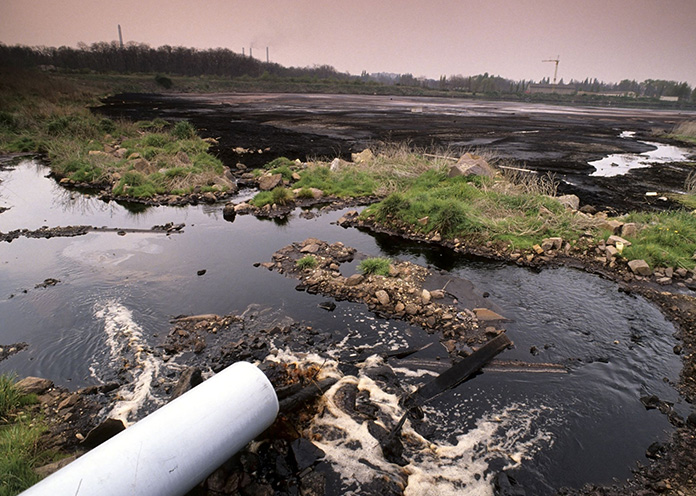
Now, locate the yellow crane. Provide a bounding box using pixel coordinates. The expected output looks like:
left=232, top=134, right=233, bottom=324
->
left=542, top=56, right=560, bottom=85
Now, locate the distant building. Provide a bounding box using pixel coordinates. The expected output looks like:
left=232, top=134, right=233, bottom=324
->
left=527, top=83, right=576, bottom=95
left=659, top=95, right=679, bottom=102
left=577, top=90, right=637, bottom=98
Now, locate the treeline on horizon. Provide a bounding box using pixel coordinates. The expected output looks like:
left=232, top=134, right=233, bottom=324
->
left=1, top=41, right=694, bottom=102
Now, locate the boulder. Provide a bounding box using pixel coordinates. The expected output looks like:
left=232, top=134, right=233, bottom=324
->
left=170, top=367, right=203, bottom=400
left=395, top=302, right=405, bottom=313
left=234, top=202, right=252, bottom=214
left=300, top=243, right=321, bottom=254
left=605, top=246, right=619, bottom=258
left=202, top=192, right=217, bottom=203
left=628, top=259, right=652, bottom=276
left=81, top=418, right=126, bottom=449
left=556, top=194, right=580, bottom=211
left=421, top=289, right=431, bottom=304
left=112, top=147, right=127, bottom=159
left=16, top=376, right=53, bottom=395
left=375, top=290, right=390, bottom=306
left=258, top=173, right=282, bottom=191
left=448, top=152, right=496, bottom=178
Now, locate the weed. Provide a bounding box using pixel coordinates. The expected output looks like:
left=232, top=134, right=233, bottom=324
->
left=296, top=255, right=318, bottom=270
left=358, top=257, right=392, bottom=276
left=155, top=74, right=173, bottom=89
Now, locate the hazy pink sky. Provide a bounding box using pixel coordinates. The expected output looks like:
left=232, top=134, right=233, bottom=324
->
left=1, top=0, right=695, bottom=85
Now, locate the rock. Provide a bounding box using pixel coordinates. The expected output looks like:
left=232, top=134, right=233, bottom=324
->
left=170, top=367, right=203, bottom=400
left=556, top=194, right=580, bottom=210
left=532, top=244, right=544, bottom=255
left=318, top=301, right=336, bottom=311
left=258, top=173, right=282, bottom=191
left=474, top=308, right=507, bottom=321
left=112, top=147, right=127, bottom=159
left=394, top=302, right=405, bottom=313
left=448, top=152, right=496, bottom=178
left=300, top=243, right=321, bottom=254
left=223, top=203, right=236, bottom=221
left=130, top=157, right=154, bottom=174
left=81, top=418, right=126, bottom=449
left=579, top=204, right=597, bottom=214
left=405, top=303, right=419, bottom=315
left=418, top=216, right=429, bottom=225
left=607, top=235, right=631, bottom=247
left=600, top=219, right=623, bottom=234
left=202, top=192, right=217, bottom=203
left=431, top=233, right=442, bottom=242
left=88, top=150, right=108, bottom=157
left=621, top=222, right=638, bottom=238
left=16, top=376, right=53, bottom=395
left=676, top=268, right=688, bottom=278
left=375, top=290, right=390, bottom=306
left=291, top=172, right=301, bottom=181
left=687, top=412, right=696, bottom=428
left=351, top=148, right=374, bottom=164
left=665, top=267, right=673, bottom=278
left=628, top=259, right=652, bottom=276
left=234, top=202, right=252, bottom=214
left=291, top=438, right=325, bottom=471
left=605, top=246, right=619, bottom=258
left=430, top=289, right=445, bottom=299
left=345, top=274, right=364, bottom=286
left=421, top=289, right=431, bottom=304
left=541, top=237, right=563, bottom=251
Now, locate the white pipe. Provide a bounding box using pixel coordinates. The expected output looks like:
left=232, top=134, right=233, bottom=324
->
left=21, top=361, right=278, bottom=496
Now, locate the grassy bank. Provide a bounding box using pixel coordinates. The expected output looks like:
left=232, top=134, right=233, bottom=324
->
left=0, top=69, right=232, bottom=198
left=0, top=375, right=56, bottom=496
left=249, top=148, right=696, bottom=272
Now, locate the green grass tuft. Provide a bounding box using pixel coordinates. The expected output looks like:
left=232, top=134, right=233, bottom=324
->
left=296, top=255, right=318, bottom=270
left=358, top=257, right=392, bottom=276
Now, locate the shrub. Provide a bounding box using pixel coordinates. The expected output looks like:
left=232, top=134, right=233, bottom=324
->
left=141, top=133, right=171, bottom=148
left=358, top=257, right=392, bottom=276
left=374, top=192, right=409, bottom=220
left=98, top=117, right=116, bottom=134
left=430, top=200, right=481, bottom=237
left=296, top=255, right=318, bottom=270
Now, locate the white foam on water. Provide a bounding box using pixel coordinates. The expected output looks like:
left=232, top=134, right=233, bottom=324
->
left=297, top=354, right=554, bottom=495
left=94, top=301, right=163, bottom=424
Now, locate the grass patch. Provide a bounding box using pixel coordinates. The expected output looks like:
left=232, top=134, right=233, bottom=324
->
left=296, top=255, right=318, bottom=270
left=0, top=374, right=58, bottom=496
left=622, top=210, right=696, bottom=269
left=0, top=70, right=228, bottom=199
left=358, top=257, right=392, bottom=276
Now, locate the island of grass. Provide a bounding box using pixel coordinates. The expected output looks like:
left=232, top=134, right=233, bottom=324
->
left=235, top=146, right=696, bottom=280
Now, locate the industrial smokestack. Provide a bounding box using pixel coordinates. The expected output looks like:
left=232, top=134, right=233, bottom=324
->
left=118, top=25, right=124, bottom=49
left=249, top=47, right=253, bottom=58
left=242, top=47, right=245, bottom=56
left=266, top=47, right=269, bottom=63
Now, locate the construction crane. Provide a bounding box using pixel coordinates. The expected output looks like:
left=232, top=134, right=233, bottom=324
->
left=542, top=56, right=560, bottom=85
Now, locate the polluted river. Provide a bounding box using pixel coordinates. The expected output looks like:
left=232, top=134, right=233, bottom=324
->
left=0, top=156, right=686, bottom=495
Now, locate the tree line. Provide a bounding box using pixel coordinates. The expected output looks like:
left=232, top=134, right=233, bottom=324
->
left=1, top=42, right=693, bottom=101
